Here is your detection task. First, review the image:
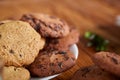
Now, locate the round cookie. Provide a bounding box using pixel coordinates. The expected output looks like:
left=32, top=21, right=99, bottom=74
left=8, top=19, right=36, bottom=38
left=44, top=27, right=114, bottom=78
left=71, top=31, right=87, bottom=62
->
left=28, top=50, right=76, bottom=77
left=45, top=27, right=79, bottom=51
left=20, top=14, right=70, bottom=38
left=71, top=65, right=119, bottom=80
left=92, top=52, right=120, bottom=77
left=0, top=21, right=45, bottom=67
left=3, top=66, right=30, bottom=80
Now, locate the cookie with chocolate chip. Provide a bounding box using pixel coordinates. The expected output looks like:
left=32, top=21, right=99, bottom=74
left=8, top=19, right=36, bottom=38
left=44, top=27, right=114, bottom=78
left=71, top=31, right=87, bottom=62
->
left=45, top=27, right=79, bottom=51
left=28, top=50, right=76, bottom=77
left=3, top=66, right=30, bottom=80
left=71, top=65, right=119, bottom=80
left=92, top=52, right=120, bottom=77
left=20, top=14, right=70, bottom=38
left=0, top=21, right=45, bottom=67
left=0, top=20, right=12, bottom=25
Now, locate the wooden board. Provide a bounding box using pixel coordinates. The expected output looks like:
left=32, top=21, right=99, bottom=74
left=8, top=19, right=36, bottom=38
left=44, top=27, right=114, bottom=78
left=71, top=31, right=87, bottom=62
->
left=0, top=0, right=120, bottom=80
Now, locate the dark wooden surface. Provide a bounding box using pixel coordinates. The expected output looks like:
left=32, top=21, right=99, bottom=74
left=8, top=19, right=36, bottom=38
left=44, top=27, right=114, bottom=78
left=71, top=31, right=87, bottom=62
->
left=0, top=0, right=120, bottom=80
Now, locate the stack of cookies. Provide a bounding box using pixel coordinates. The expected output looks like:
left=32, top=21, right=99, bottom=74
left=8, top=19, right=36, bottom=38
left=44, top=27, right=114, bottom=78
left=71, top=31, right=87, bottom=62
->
left=0, top=13, right=79, bottom=80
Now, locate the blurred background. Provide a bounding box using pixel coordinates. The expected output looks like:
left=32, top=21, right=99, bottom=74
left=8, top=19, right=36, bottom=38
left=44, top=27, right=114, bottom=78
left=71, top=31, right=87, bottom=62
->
left=0, top=0, right=120, bottom=80
left=0, top=0, right=120, bottom=36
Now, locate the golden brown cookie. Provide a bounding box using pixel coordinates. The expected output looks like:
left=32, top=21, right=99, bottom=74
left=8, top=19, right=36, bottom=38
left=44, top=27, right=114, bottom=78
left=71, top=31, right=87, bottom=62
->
left=92, top=52, right=120, bottom=77
left=0, top=21, right=45, bottom=67
left=28, top=50, right=76, bottom=77
left=71, top=65, right=119, bottom=80
left=3, top=66, right=30, bottom=80
left=20, top=14, right=70, bottom=38
left=0, top=20, right=12, bottom=25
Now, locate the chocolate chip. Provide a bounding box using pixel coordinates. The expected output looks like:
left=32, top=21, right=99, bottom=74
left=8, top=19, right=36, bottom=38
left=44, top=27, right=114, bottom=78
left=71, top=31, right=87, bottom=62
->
left=2, top=45, right=6, bottom=49
left=9, top=49, right=14, bottom=54
left=22, top=14, right=32, bottom=20
left=0, top=34, right=1, bottom=38
left=59, top=51, right=66, bottom=54
left=52, top=70, right=55, bottom=74
left=19, top=54, right=22, bottom=57
left=54, top=24, right=62, bottom=31
left=58, top=62, right=63, bottom=69
left=64, top=55, right=69, bottom=60
left=38, top=65, right=44, bottom=68
left=56, top=58, right=58, bottom=60
left=43, top=67, right=46, bottom=69
left=14, top=67, right=17, bottom=71
left=111, top=57, right=118, bottom=64
left=81, top=67, right=90, bottom=77
left=0, top=23, right=4, bottom=25
left=41, top=57, right=45, bottom=61
left=35, top=24, right=40, bottom=32
left=102, top=69, right=105, bottom=71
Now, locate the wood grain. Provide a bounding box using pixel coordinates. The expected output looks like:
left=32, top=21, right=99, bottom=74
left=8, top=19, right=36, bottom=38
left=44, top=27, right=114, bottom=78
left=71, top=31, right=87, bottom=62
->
left=0, top=0, right=120, bottom=80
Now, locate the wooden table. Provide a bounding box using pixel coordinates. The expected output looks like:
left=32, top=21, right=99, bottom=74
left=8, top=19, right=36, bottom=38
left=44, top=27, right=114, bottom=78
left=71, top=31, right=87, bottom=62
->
left=0, top=0, right=120, bottom=80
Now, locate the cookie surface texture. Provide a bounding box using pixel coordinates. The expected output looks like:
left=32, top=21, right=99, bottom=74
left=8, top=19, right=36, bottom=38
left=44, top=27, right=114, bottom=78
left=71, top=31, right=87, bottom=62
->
left=71, top=65, right=119, bottom=80
left=3, top=66, right=30, bottom=80
left=45, top=27, right=79, bottom=51
left=21, top=14, right=70, bottom=38
left=92, top=52, right=120, bottom=77
left=28, top=50, right=76, bottom=77
left=0, top=21, right=45, bottom=66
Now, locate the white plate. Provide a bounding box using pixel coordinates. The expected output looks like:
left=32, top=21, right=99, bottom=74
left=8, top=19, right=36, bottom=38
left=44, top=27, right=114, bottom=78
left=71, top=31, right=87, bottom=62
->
left=31, top=44, right=79, bottom=80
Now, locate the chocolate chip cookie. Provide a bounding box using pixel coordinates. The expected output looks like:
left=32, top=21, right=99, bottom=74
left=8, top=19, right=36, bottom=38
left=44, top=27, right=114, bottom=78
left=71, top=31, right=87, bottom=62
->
left=0, top=21, right=45, bottom=67
left=71, top=65, right=119, bottom=80
left=28, top=50, right=76, bottom=77
left=45, top=27, right=79, bottom=51
left=20, top=14, right=70, bottom=38
left=92, top=52, right=120, bottom=77
left=3, top=66, right=30, bottom=80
